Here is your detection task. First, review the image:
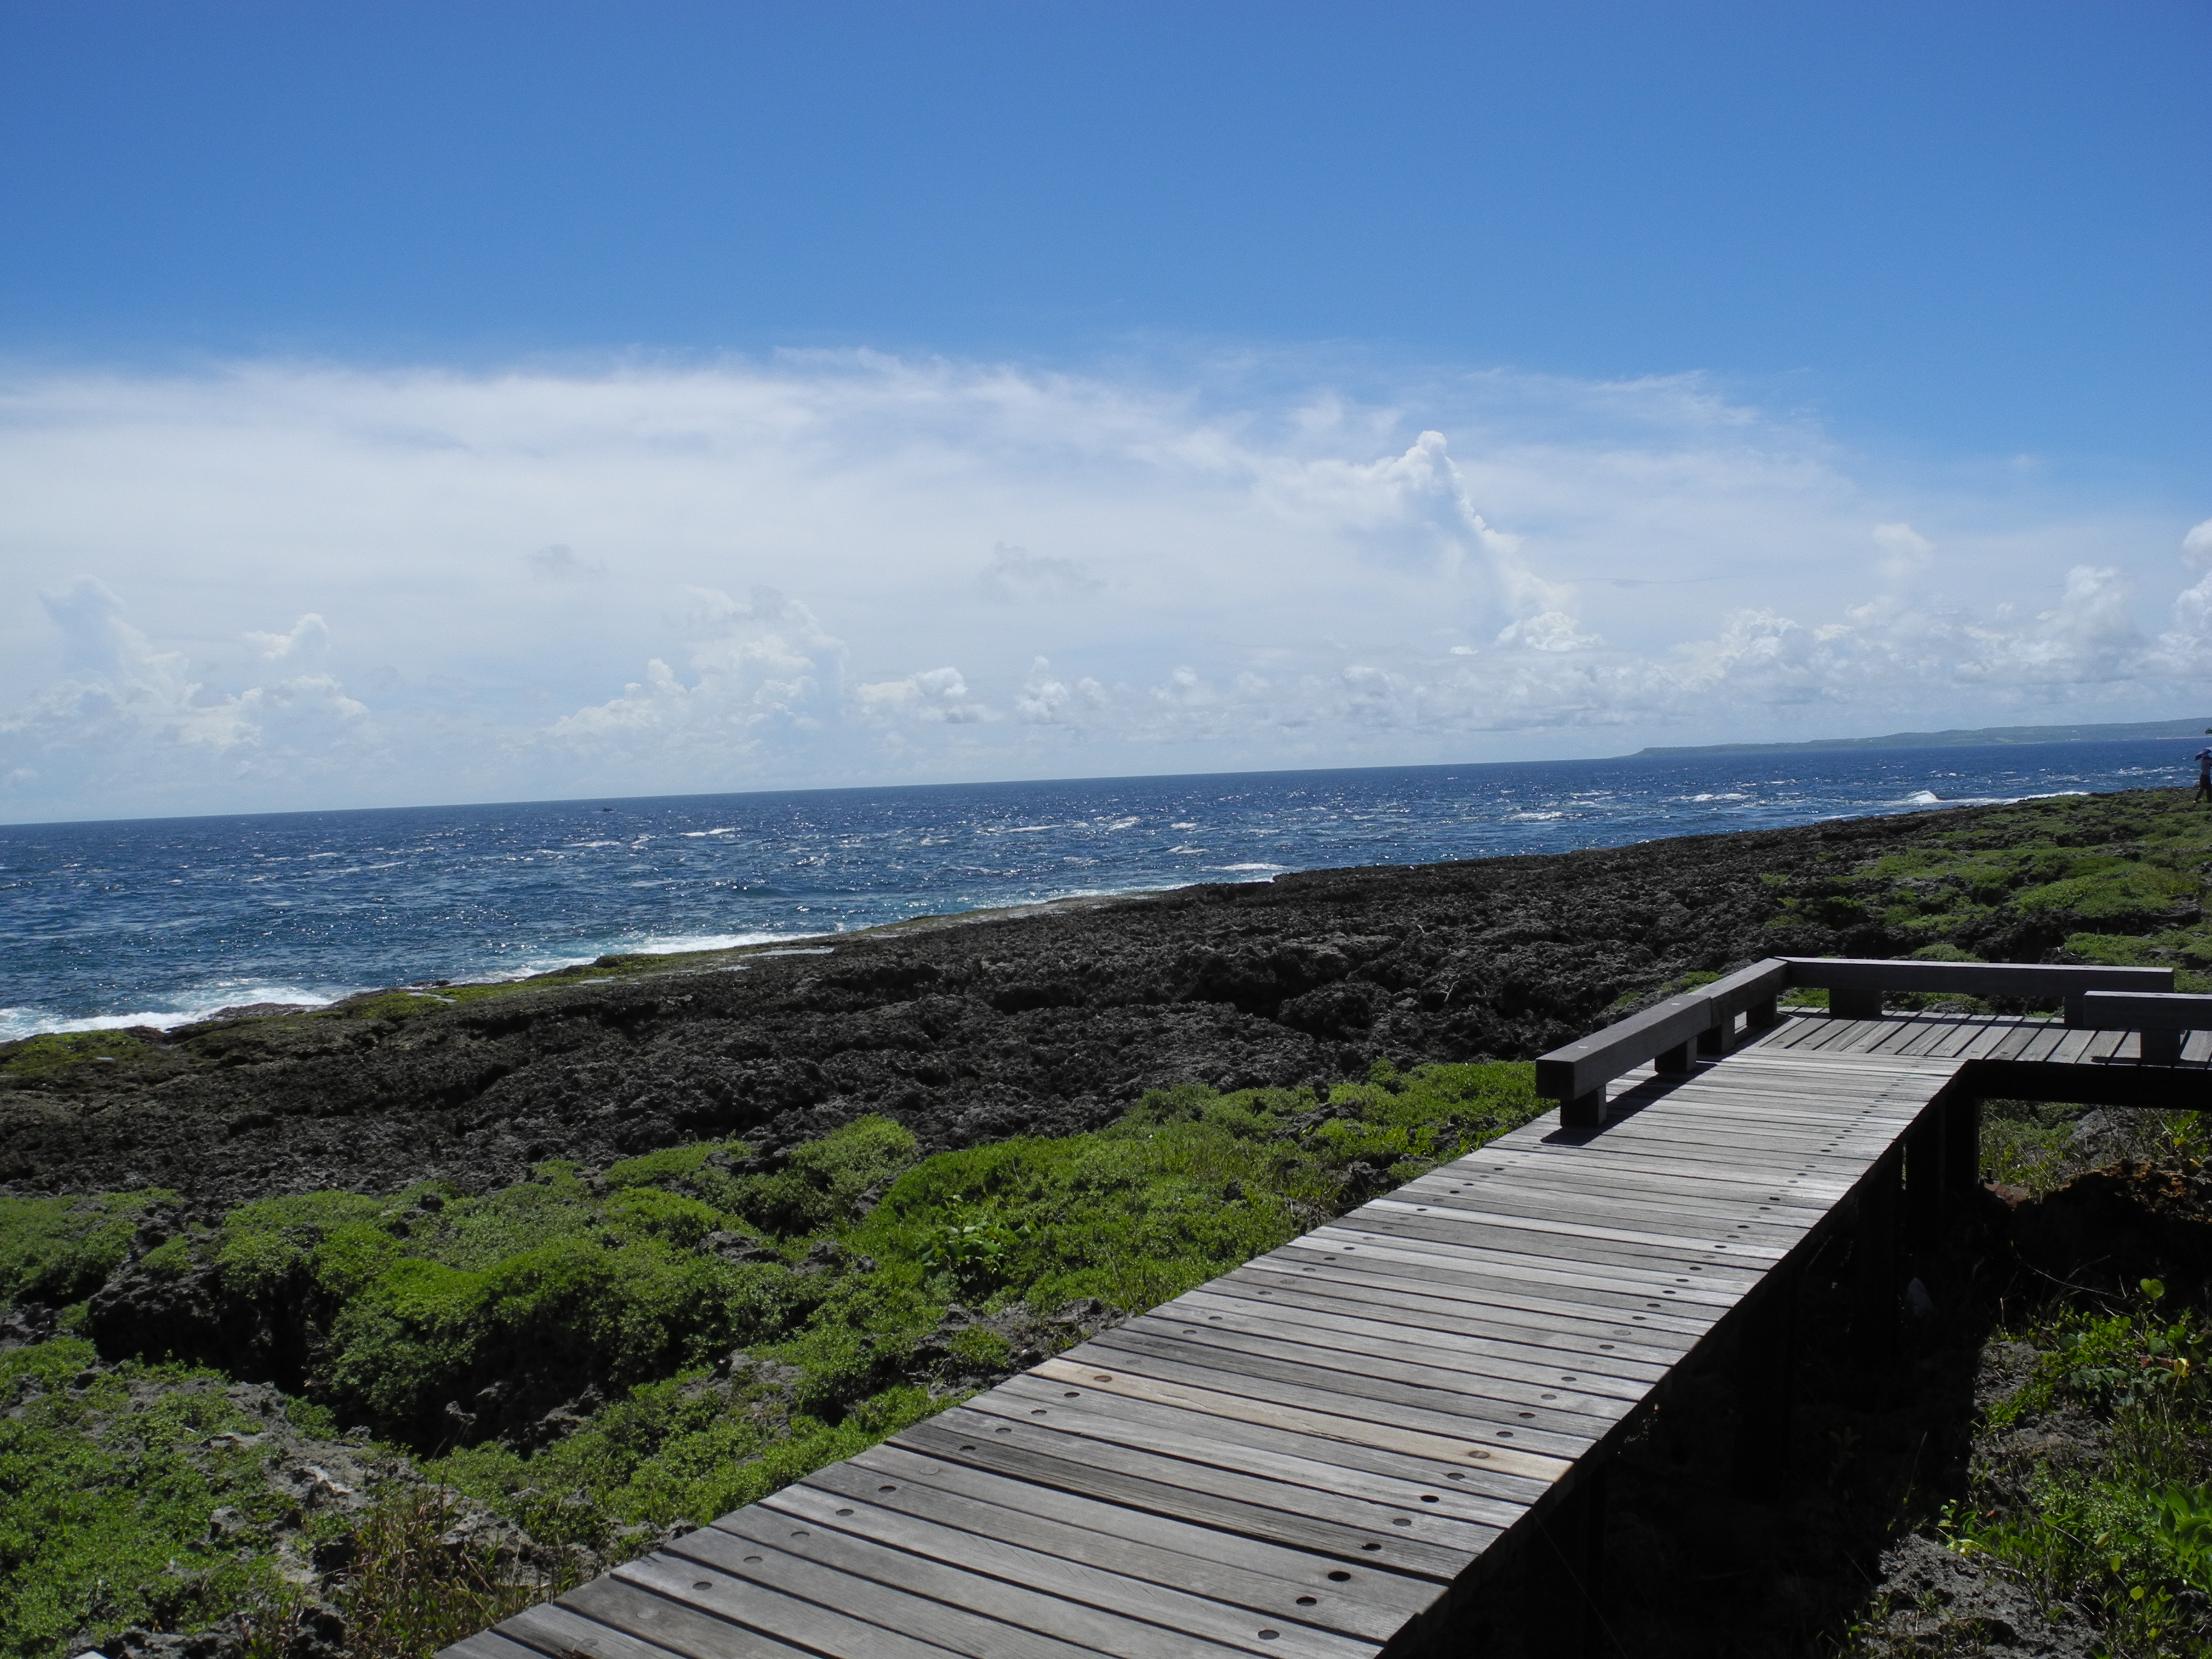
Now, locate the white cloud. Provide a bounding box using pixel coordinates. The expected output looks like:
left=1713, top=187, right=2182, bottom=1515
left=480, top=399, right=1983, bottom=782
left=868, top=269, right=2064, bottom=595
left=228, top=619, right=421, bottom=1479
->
left=547, top=586, right=844, bottom=773
left=1, top=578, right=372, bottom=807
left=853, top=666, right=990, bottom=725
left=1872, top=521, right=1936, bottom=585
left=0, top=352, right=2204, bottom=819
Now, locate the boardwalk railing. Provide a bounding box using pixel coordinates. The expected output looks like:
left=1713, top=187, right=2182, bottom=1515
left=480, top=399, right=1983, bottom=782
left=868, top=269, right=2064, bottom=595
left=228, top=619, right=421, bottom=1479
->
left=1538, top=956, right=2176, bottom=1125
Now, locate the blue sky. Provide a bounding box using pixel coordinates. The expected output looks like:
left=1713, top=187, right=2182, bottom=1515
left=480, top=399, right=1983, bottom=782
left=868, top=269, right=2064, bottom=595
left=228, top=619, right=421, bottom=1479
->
left=2, top=2, right=2208, bottom=820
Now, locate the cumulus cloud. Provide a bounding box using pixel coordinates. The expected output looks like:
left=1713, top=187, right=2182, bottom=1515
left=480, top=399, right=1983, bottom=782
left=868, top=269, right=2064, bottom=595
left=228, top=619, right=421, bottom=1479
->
left=548, top=586, right=843, bottom=769
left=1, top=580, right=372, bottom=809
left=853, top=666, right=990, bottom=725
left=0, top=352, right=2204, bottom=817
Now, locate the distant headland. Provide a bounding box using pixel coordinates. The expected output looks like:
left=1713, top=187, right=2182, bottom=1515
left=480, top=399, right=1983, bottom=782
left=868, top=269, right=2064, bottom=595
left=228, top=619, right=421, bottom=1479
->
left=1632, top=716, right=2212, bottom=759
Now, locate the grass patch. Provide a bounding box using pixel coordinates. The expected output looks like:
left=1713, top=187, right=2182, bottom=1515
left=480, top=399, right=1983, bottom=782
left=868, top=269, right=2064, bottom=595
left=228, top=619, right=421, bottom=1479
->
left=1769, top=791, right=2212, bottom=975
left=0, top=1339, right=318, bottom=1659
left=0, top=1061, right=1544, bottom=1656
left=1941, top=1284, right=2212, bottom=1656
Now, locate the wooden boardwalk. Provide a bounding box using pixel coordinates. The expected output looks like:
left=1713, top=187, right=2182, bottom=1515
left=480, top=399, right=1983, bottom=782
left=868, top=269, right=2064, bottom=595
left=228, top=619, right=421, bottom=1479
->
left=444, top=994, right=2206, bottom=1659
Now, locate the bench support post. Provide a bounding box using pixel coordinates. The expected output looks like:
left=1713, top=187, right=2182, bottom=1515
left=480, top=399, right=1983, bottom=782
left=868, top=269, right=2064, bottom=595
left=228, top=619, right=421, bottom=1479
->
left=1830, top=987, right=1883, bottom=1021
left=1561, top=1088, right=1606, bottom=1128
left=1655, top=1040, right=1692, bottom=1074
left=1731, top=1268, right=1798, bottom=1500
left=1696, top=1018, right=1730, bottom=1057
left=1746, top=996, right=1779, bottom=1031
left=2144, top=1030, right=2184, bottom=1065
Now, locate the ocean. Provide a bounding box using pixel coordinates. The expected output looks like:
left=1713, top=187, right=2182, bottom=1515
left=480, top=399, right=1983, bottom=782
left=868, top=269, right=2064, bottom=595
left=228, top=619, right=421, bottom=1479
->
left=1, top=739, right=2199, bottom=1043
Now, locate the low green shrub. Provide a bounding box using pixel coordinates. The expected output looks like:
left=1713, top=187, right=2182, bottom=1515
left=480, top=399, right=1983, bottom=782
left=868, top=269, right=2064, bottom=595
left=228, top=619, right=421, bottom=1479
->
left=0, top=1191, right=169, bottom=1306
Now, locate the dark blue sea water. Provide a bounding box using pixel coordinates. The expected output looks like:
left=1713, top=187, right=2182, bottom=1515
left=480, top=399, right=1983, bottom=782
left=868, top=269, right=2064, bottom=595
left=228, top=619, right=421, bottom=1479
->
left=1, top=740, right=2199, bottom=1042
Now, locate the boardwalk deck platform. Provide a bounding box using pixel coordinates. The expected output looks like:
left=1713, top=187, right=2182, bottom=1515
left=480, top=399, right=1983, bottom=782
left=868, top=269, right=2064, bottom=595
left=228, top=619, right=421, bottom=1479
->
left=443, top=970, right=2208, bottom=1659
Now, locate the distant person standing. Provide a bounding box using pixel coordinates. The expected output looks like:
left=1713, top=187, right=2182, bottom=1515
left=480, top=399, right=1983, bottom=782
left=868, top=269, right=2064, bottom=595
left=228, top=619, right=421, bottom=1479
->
left=2197, top=745, right=2212, bottom=804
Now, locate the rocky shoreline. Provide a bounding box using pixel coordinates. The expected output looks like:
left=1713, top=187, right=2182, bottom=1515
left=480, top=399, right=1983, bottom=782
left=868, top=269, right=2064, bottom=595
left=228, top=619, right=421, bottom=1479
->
left=0, top=799, right=2094, bottom=1210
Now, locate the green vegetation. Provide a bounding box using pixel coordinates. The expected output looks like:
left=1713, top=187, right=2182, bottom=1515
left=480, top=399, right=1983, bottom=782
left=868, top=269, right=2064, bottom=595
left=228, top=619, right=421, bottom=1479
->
left=1771, top=791, right=2212, bottom=989
left=0, top=1339, right=317, bottom=1659
left=0, top=1061, right=1543, bottom=1659
left=1938, top=1284, right=2212, bottom=1657
left=0, top=1190, right=173, bottom=1306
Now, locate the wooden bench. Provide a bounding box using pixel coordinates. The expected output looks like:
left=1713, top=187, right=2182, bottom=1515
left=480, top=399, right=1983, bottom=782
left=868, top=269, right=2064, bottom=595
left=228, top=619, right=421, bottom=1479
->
left=2065, top=988, right=2212, bottom=1065
left=1778, top=957, right=2171, bottom=1022
left=1537, top=957, right=2177, bottom=1125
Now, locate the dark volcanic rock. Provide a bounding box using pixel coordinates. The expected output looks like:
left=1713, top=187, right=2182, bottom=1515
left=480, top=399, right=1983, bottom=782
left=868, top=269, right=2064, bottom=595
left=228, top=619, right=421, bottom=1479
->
left=0, top=805, right=1991, bottom=1208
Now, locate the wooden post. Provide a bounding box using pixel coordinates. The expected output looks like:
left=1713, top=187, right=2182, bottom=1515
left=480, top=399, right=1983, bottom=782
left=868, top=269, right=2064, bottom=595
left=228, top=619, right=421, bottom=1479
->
left=1746, top=996, right=1779, bottom=1031
left=2144, top=1029, right=2184, bottom=1065
left=1829, top=987, right=1882, bottom=1021
left=1731, top=1268, right=1797, bottom=1500
left=1905, top=1109, right=1943, bottom=1262
left=1852, top=1151, right=1902, bottom=1392
left=1655, top=1040, right=1692, bottom=1074
left=1561, top=1088, right=1606, bottom=1128
left=1697, top=1015, right=1731, bottom=1057
left=1942, top=1090, right=1980, bottom=1199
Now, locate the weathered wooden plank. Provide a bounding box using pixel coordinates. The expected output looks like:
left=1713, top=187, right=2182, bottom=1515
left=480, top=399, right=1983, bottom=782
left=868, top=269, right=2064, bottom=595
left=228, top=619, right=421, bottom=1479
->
left=1204, top=1264, right=1699, bottom=1361
left=1284, top=1226, right=1768, bottom=1299
left=660, top=1526, right=1121, bottom=1659
left=1104, top=1315, right=1646, bottom=1421
left=442, top=1633, right=575, bottom=1659
left=568, top=1569, right=964, bottom=1659
left=793, top=1458, right=1413, bottom=1647
left=1383, top=1176, right=1828, bottom=1238
left=1353, top=1194, right=1805, bottom=1256
left=1225, top=1254, right=1716, bottom=1342
left=1153, top=1295, right=1670, bottom=1393
left=1031, top=1352, right=1597, bottom=1468
left=1072, top=1327, right=1625, bottom=1447
left=850, top=1441, right=1451, bottom=1624
left=957, top=1382, right=1540, bottom=1542
left=900, top=1410, right=1493, bottom=1578
left=499, top=1602, right=740, bottom=1659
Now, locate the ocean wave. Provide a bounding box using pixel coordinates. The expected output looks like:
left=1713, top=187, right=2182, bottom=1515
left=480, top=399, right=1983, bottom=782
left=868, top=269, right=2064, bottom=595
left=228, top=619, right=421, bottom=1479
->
left=622, top=930, right=820, bottom=956
left=1208, top=863, right=1287, bottom=873
left=0, top=980, right=357, bottom=1044
left=1507, top=811, right=1566, bottom=821
left=679, top=827, right=737, bottom=838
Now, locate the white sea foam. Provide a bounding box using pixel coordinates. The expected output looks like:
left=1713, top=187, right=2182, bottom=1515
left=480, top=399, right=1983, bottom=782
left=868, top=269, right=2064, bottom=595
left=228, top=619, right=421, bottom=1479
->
left=679, top=828, right=737, bottom=837
left=1208, top=862, right=1287, bottom=873
left=0, top=980, right=356, bottom=1043
left=622, top=930, right=832, bottom=956
left=1507, top=811, right=1566, bottom=821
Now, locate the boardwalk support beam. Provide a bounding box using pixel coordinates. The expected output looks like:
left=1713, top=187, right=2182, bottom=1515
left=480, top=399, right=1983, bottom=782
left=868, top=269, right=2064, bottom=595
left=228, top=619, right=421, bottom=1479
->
left=1852, top=1151, right=1903, bottom=1394
left=1731, top=1267, right=1798, bottom=1501
left=1578, top=1468, right=1609, bottom=1659
left=1942, top=1089, right=1981, bottom=1200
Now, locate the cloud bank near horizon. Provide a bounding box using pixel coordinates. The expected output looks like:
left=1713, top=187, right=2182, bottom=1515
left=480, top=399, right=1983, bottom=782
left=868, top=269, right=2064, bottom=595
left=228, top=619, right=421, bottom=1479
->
left=2, top=352, right=2207, bottom=821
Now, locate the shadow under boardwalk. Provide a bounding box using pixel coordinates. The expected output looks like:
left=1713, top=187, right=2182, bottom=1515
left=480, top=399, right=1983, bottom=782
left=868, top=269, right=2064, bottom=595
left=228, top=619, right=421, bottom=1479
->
left=434, top=1015, right=2082, bottom=1659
